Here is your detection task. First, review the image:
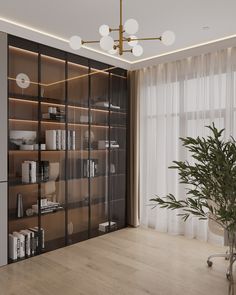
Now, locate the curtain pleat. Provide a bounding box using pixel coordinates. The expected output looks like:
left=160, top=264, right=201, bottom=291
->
left=137, top=47, right=236, bottom=244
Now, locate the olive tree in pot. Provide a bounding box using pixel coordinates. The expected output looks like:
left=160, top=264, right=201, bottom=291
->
left=150, top=124, right=236, bottom=295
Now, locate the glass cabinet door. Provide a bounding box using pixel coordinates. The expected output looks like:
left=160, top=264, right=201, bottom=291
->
left=109, top=69, right=128, bottom=230
left=40, top=50, right=66, bottom=251
left=67, top=55, right=89, bottom=244
left=8, top=45, right=40, bottom=261
left=89, top=61, right=110, bottom=237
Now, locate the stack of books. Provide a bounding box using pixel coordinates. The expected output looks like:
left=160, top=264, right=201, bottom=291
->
left=45, top=130, right=76, bottom=150
left=42, top=108, right=65, bottom=122
left=98, top=140, right=119, bottom=149
left=94, top=101, right=121, bottom=110
left=32, top=201, right=63, bottom=214
left=82, top=159, right=99, bottom=178
left=8, top=227, right=45, bottom=261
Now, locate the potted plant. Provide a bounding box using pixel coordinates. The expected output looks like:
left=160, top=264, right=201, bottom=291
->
left=150, top=124, right=236, bottom=295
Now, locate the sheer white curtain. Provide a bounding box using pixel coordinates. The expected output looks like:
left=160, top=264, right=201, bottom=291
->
left=139, top=48, right=236, bottom=244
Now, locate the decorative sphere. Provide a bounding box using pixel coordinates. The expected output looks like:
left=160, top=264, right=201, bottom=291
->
left=162, top=31, right=175, bottom=46
left=100, top=36, right=114, bottom=51
left=69, top=36, right=82, bottom=50
left=99, top=24, right=110, bottom=36
left=132, top=45, right=143, bottom=57
left=124, top=19, right=139, bottom=35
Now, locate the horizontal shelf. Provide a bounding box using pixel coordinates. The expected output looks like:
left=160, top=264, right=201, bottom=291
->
left=9, top=94, right=127, bottom=115
left=8, top=173, right=126, bottom=187
left=9, top=207, right=64, bottom=221
left=9, top=118, right=126, bottom=129
left=9, top=148, right=126, bottom=153
left=8, top=195, right=119, bottom=222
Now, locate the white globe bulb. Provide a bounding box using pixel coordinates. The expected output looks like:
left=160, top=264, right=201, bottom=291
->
left=124, top=19, right=139, bottom=35
left=128, top=35, right=138, bottom=47
left=108, top=48, right=118, bottom=55
left=100, top=36, right=114, bottom=51
left=161, top=31, right=175, bottom=46
left=69, top=36, right=82, bottom=50
left=99, top=24, right=110, bottom=36
left=132, top=45, right=143, bottom=57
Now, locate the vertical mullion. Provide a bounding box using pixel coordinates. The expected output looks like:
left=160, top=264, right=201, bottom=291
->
left=65, top=54, right=68, bottom=246
left=125, top=71, right=128, bottom=227
left=88, top=60, right=91, bottom=238
left=108, top=68, right=111, bottom=230
left=37, top=48, right=42, bottom=254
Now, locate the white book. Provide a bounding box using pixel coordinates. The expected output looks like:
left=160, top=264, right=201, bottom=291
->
left=46, top=130, right=57, bottom=150
left=22, top=161, right=37, bottom=183
left=67, top=130, right=71, bottom=150
left=30, top=161, right=37, bottom=183
left=20, top=230, right=31, bottom=257
left=13, top=232, right=25, bottom=258
left=72, top=130, right=76, bottom=150
left=61, top=130, right=66, bottom=150
left=56, top=130, right=62, bottom=150
left=22, top=161, right=30, bottom=183
left=99, top=221, right=117, bottom=232
left=27, top=229, right=35, bottom=255
left=8, top=234, right=18, bottom=260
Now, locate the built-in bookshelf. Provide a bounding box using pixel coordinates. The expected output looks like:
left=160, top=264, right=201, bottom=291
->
left=7, top=35, right=128, bottom=263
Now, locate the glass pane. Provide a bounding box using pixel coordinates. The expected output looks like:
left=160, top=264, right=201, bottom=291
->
left=40, top=55, right=65, bottom=102
left=8, top=47, right=40, bottom=262
left=40, top=52, right=66, bottom=252
left=67, top=58, right=89, bottom=244
left=90, top=61, right=109, bottom=237
left=109, top=70, right=127, bottom=229
left=8, top=46, right=38, bottom=98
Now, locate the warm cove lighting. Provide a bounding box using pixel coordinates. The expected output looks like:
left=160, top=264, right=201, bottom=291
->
left=1, top=17, right=236, bottom=65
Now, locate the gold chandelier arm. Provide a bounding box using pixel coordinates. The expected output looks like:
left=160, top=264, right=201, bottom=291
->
left=125, top=36, right=162, bottom=42
left=82, top=40, right=100, bottom=44
left=122, top=49, right=132, bottom=53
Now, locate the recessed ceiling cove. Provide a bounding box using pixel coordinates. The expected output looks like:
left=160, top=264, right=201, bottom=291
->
left=0, top=0, right=235, bottom=64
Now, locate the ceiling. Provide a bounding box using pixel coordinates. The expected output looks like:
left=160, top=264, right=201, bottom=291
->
left=0, top=0, right=236, bottom=68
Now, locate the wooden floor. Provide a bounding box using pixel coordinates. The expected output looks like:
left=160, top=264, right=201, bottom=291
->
left=0, top=227, right=231, bottom=295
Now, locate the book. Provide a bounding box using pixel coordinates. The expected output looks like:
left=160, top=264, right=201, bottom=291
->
left=61, top=130, right=66, bottom=150
left=42, top=113, right=65, bottom=121
left=71, top=130, right=76, bottom=150
left=22, top=161, right=37, bottom=183
left=29, top=228, right=41, bottom=252
left=99, top=221, right=117, bottom=232
left=13, top=232, right=25, bottom=258
left=45, top=130, right=57, bottom=150
left=56, top=130, right=62, bottom=150
left=98, top=140, right=119, bottom=149
left=27, top=229, right=35, bottom=256
left=19, top=230, right=31, bottom=257
left=33, top=227, right=45, bottom=250
left=8, top=234, right=18, bottom=261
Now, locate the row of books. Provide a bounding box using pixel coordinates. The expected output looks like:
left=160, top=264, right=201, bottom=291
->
left=45, top=130, right=76, bottom=150
left=9, top=227, right=45, bottom=261
left=22, top=161, right=50, bottom=183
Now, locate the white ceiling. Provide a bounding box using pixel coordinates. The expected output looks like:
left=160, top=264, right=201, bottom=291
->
left=0, top=0, right=236, bottom=69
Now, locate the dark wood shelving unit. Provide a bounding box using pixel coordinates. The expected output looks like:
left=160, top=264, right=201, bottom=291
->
left=7, top=35, right=128, bottom=264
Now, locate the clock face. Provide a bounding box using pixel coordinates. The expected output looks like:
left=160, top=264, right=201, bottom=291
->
left=16, top=73, right=31, bottom=89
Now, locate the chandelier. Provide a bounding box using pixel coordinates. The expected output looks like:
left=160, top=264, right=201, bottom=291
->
left=69, top=0, right=175, bottom=57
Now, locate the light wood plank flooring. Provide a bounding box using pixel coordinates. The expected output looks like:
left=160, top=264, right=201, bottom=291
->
left=0, top=227, right=231, bottom=295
